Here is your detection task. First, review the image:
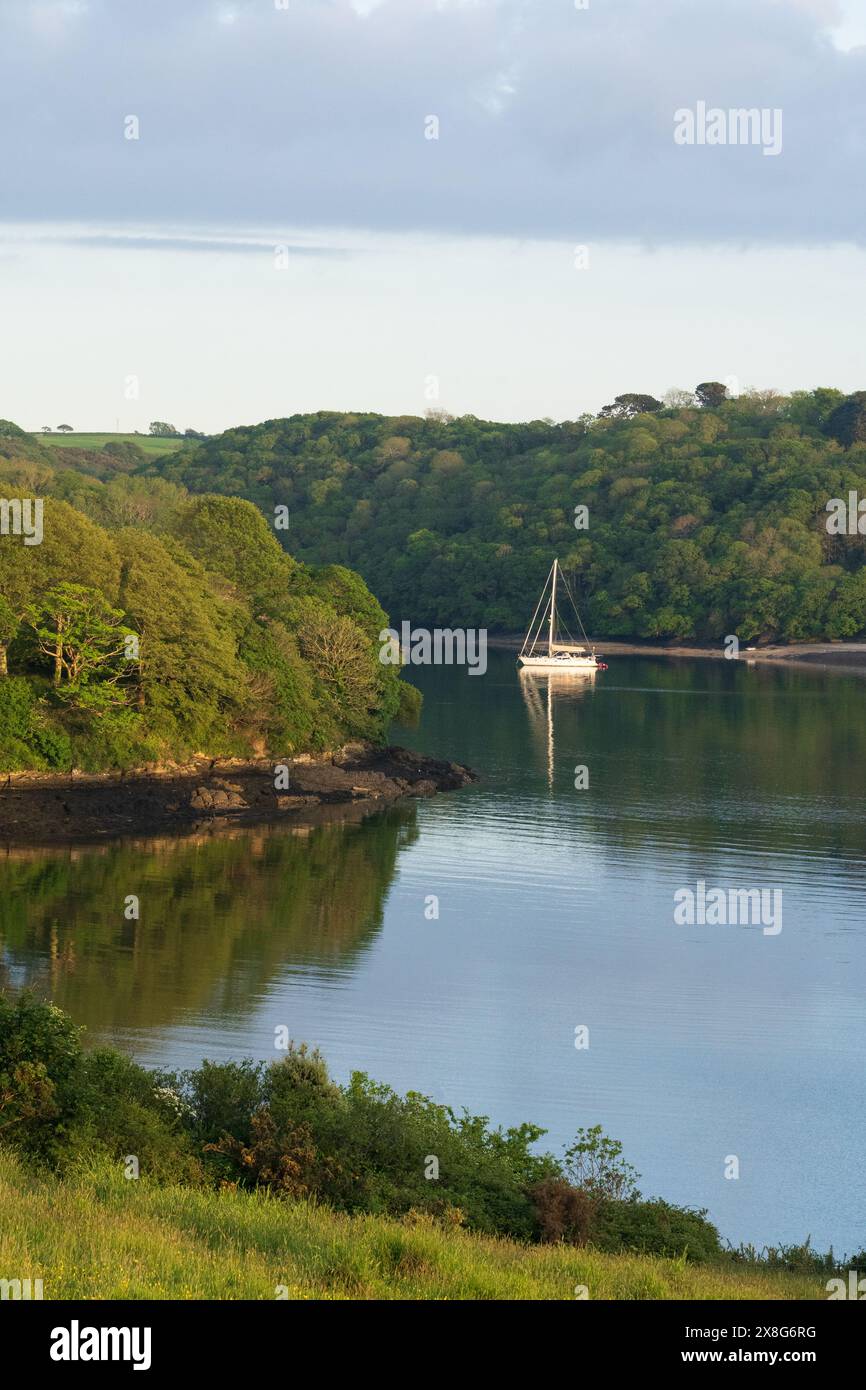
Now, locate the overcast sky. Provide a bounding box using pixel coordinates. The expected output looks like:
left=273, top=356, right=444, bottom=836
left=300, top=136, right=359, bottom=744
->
left=1, top=0, right=864, bottom=430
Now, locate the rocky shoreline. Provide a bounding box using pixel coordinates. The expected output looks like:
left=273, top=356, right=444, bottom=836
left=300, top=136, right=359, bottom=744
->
left=0, top=744, right=477, bottom=847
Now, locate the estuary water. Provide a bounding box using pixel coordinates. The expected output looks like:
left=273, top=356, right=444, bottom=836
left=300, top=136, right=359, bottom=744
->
left=3, top=650, right=864, bottom=1254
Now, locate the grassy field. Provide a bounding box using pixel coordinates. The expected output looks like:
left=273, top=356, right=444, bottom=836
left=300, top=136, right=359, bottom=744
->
left=39, top=431, right=186, bottom=457
left=0, top=1151, right=827, bottom=1301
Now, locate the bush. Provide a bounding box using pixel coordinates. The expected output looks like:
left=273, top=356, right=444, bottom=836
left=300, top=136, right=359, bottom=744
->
left=0, top=997, right=843, bottom=1267
left=30, top=720, right=73, bottom=769
left=202, top=1047, right=552, bottom=1239
left=176, top=1058, right=265, bottom=1147
left=529, top=1177, right=597, bottom=1244
left=206, top=1108, right=342, bottom=1198
left=71, top=1049, right=200, bottom=1183
left=562, top=1124, right=641, bottom=1202
left=594, top=1198, right=722, bottom=1263
left=0, top=992, right=82, bottom=1158
left=69, top=709, right=160, bottom=772
left=0, top=677, right=35, bottom=740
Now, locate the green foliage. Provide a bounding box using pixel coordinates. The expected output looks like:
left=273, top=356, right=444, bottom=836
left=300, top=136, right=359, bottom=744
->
left=695, top=381, right=728, bottom=408
left=0, top=434, right=416, bottom=770
left=826, top=391, right=866, bottom=449
left=0, top=996, right=851, bottom=1269
left=99, top=439, right=148, bottom=471
left=185, top=1051, right=557, bottom=1238
left=562, top=1123, right=641, bottom=1202
left=0, top=675, right=35, bottom=740
left=594, top=1198, right=722, bottom=1263
left=0, top=595, right=17, bottom=646
left=0, top=677, right=71, bottom=769
left=0, top=419, right=29, bottom=440
left=136, top=392, right=866, bottom=641
left=0, top=993, right=82, bottom=1159
left=72, top=1049, right=201, bottom=1183
left=25, top=581, right=133, bottom=696
left=727, top=1237, right=839, bottom=1276
left=600, top=393, right=663, bottom=418
left=171, top=1058, right=265, bottom=1147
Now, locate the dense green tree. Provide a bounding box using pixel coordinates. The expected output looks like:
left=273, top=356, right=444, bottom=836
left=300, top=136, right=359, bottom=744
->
left=116, top=529, right=248, bottom=745
left=695, top=381, right=728, bottom=408
left=599, top=394, right=663, bottom=419
left=172, top=494, right=300, bottom=618
left=0, top=450, right=414, bottom=769
left=825, top=392, right=866, bottom=449
left=25, top=582, right=132, bottom=697
left=0, top=498, right=120, bottom=628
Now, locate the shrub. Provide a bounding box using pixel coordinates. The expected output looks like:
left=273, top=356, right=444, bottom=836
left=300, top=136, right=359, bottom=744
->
left=594, top=1198, right=722, bottom=1263
left=562, top=1124, right=641, bottom=1202
left=206, top=1107, right=342, bottom=1198
left=176, top=1058, right=266, bottom=1147
left=0, top=677, right=35, bottom=740
left=30, top=720, right=73, bottom=769
left=0, top=992, right=82, bottom=1158
left=529, top=1177, right=597, bottom=1244
left=72, top=1048, right=201, bottom=1183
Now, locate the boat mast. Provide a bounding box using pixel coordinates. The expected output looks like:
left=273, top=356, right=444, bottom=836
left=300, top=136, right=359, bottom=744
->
left=548, top=558, right=558, bottom=655
left=521, top=560, right=555, bottom=658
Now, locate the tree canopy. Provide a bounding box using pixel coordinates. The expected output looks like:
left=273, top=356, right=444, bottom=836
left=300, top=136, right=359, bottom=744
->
left=0, top=450, right=413, bottom=771
left=124, top=387, right=866, bottom=643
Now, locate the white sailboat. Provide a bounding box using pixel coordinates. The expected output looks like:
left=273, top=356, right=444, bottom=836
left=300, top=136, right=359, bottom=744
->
left=517, top=558, right=607, bottom=671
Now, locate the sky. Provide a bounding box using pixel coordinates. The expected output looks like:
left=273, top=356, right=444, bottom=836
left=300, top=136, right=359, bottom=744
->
left=0, top=0, right=864, bottom=431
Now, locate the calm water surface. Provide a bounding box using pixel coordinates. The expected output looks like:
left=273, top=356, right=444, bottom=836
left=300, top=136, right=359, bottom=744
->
left=3, top=652, right=865, bottom=1253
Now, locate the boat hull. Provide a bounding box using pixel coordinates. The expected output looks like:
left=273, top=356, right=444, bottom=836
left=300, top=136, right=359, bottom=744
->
left=517, top=655, right=598, bottom=670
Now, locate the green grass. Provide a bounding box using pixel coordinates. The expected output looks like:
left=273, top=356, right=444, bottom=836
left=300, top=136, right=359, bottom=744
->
left=39, top=432, right=186, bottom=457
left=0, top=1151, right=828, bottom=1301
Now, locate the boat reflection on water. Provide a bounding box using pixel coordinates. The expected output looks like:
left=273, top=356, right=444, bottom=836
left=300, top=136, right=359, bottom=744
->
left=518, top=666, right=597, bottom=790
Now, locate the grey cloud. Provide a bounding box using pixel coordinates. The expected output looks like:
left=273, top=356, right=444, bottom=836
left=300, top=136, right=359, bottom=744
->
left=0, top=0, right=863, bottom=244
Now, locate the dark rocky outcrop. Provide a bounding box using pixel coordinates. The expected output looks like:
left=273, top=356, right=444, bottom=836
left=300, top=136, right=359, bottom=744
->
left=0, top=744, right=477, bottom=846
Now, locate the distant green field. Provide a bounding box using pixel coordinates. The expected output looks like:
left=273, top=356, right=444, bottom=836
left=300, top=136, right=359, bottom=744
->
left=39, top=432, right=186, bottom=457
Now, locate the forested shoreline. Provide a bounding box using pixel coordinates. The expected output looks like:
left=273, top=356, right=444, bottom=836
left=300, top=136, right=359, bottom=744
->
left=0, top=421, right=419, bottom=773
left=127, top=386, right=866, bottom=642
left=4, top=386, right=866, bottom=768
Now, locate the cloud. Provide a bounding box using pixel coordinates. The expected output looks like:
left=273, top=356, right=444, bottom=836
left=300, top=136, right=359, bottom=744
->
left=0, top=227, right=351, bottom=257
left=0, top=0, right=863, bottom=244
